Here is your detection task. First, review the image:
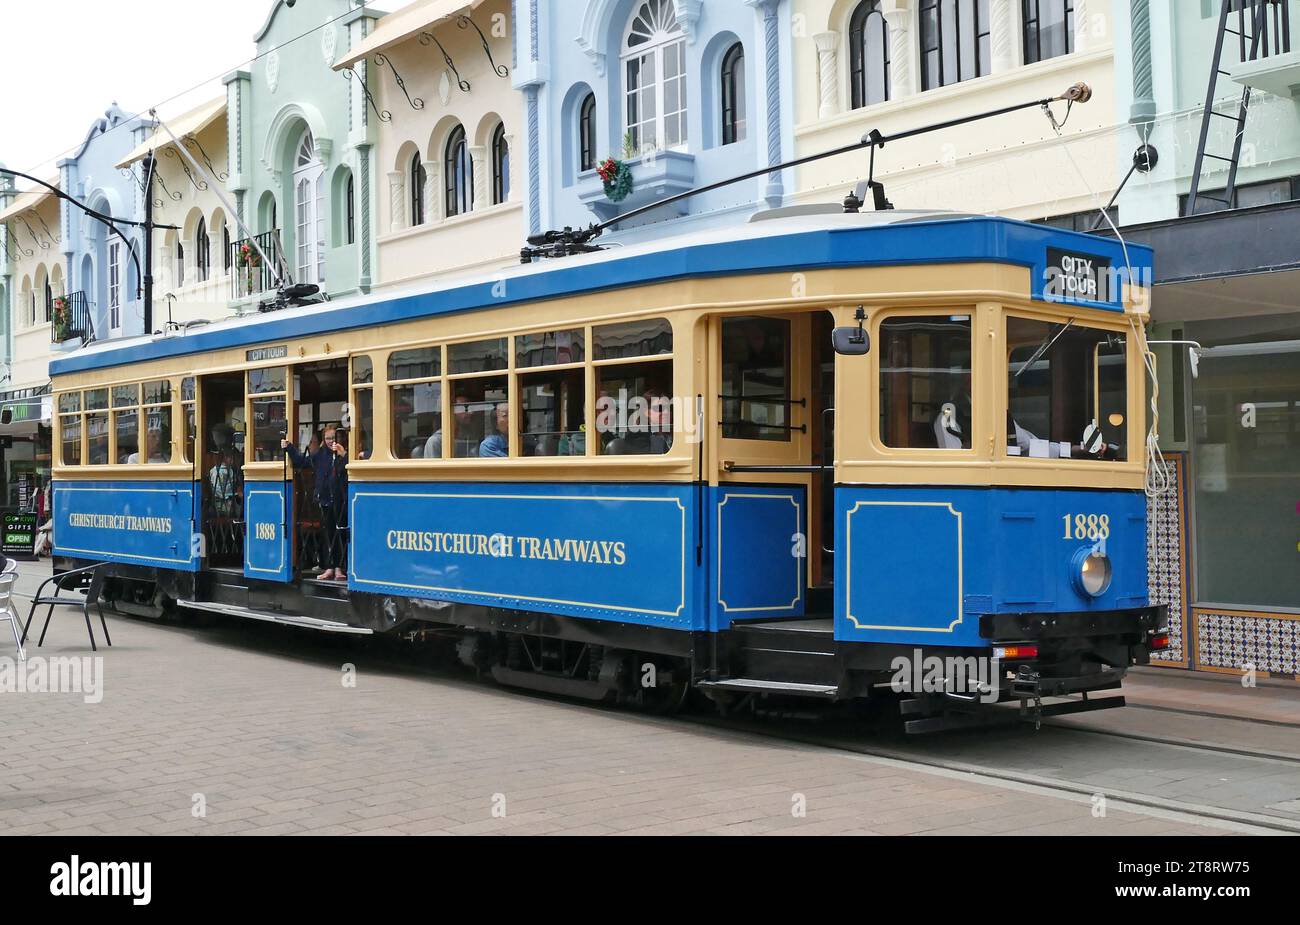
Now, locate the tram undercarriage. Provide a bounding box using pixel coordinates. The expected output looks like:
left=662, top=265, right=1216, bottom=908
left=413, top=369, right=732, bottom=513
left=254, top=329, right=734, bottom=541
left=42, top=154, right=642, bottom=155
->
left=68, top=556, right=1167, bottom=733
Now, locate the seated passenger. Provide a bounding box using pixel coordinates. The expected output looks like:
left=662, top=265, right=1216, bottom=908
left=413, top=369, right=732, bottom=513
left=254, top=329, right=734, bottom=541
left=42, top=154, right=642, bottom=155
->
left=479, top=403, right=509, bottom=458
left=931, top=391, right=971, bottom=450
left=127, top=431, right=167, bottom=464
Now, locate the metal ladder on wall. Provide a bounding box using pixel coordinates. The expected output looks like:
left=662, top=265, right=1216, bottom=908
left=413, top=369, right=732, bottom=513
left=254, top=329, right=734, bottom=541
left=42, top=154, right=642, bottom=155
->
left=1185, top=0, right=1294, bottom=216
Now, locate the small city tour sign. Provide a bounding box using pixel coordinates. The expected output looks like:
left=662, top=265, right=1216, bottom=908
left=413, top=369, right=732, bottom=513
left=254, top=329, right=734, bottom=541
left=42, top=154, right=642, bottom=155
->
left=1045, top=247, right=1114, bottom=304
left=247, top=345, right=289, bottom=363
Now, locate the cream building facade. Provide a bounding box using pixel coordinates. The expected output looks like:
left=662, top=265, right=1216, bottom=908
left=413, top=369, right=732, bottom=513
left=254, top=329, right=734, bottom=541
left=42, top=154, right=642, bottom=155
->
left=334, top=0, right=524, bottom=288
left=0, top=179, right=64, bottom=391
left=116, top=98, right=236, bottom=329
left=790, top=0, right=1120, bottom=222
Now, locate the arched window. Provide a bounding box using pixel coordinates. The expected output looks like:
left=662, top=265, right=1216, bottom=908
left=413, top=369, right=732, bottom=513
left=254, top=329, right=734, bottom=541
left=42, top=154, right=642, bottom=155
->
left=44, top=279, right=53, bottom=323
left=222, top=223, right=231, bottom=273
left=720, top=43, right=746, bottom=145
left=175, top=240, right=184, bottom=289
left=919, top=0, right=990, bottom=91
left=579, top=93, right=598, bottom=172
left=623, top=0, right=688, bottom=151
left=293, top=128, right=325, bottom=285
left=195, top=216, right=210, bottom=283
left=850, top=1, right=891, bottom=108
left=1023, top=0, right=1073, bottom=64
left=445, top=125, right=473, bottom=217
left=409, top=152, right=427, bottom=226
left=492, top=124, right=510, bottom=205
left=346, top=172, right=356, bottom=244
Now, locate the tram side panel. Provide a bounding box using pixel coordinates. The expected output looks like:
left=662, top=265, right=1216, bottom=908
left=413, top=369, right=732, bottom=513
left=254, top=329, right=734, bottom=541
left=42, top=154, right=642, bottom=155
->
left=834, top=485, right=1149, bottom=647
left=348, top=481, right=712, bottom=632
left=52, top=479, right=202, bottom=572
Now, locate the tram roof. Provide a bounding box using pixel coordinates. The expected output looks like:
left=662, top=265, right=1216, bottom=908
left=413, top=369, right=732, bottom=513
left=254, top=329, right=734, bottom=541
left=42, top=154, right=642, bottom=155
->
left=49, top=210, right=1152, bottom=377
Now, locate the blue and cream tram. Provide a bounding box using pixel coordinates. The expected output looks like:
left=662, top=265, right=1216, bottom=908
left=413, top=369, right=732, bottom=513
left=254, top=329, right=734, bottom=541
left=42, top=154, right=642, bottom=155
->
left=48, top=208, right=1170, bottom=729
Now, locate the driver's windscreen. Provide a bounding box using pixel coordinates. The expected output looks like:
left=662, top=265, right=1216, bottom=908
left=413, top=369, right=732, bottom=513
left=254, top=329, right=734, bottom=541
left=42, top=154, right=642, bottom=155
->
left=1006, top=316, right=1128, bottom=461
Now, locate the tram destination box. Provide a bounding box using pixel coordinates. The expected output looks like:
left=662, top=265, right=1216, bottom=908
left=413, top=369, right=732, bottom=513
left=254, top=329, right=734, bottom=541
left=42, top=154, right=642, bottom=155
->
left=1, top=512, right=39, bottom=561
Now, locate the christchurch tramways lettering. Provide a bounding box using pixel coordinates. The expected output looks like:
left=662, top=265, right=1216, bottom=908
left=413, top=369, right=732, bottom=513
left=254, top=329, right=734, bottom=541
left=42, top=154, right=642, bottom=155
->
left=385, top=530, right=628, bottom=566
left=67, top=513, right=173, bottom=533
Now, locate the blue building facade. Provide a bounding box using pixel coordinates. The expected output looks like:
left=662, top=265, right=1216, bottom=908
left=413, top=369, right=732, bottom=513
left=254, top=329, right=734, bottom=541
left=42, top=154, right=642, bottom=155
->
left=58, top=105, right=157, bottom=342
left=515, top=0, right=794, bottom=242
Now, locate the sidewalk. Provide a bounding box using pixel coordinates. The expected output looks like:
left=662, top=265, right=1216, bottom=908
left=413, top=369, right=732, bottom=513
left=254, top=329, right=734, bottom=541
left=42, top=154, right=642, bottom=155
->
left=1125, top=666, right=1300, bottom=726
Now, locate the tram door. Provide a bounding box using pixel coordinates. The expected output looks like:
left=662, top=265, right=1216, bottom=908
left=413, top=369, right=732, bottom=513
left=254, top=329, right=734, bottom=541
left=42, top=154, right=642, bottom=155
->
left=200, top=373, right=247, bottom=570
left=289, top=361, right=349, bottom=582
left=713, top=312, right=829, bottom=621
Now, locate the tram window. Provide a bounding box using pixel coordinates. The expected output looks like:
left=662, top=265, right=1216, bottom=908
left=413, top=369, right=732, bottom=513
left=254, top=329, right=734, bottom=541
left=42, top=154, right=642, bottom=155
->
left=517, top=328, right=585, bottom=368
left=452, top=376, right=509, bottom=458
left=597, top=361, right=674, bottom=456
left=114, top=386, right=141, bottom=465
left=879, top=315, right=973, bottom=450
left=391, top=381, right=441, bottom=459
left=58, top=392, right=81, bottom=414
left=594, top=318, right=673, bottom=360
left=388, top=347, right=439, bottom=381
left=60, top=414, right=82, bottom=466
left=721, top=316, right=791, bottom=442
left=85, top=389, right=108, bottom=411
left=520, top=368, right=585, bottom=456
left=251, top=396, right=288, bottom=462
left=355, top=386, right=374, bottom=460
left=249, top=367, right=286, bottom=394
left=86, top=413, right=109, bottom=465
left=141, top=380, right=172, bottom=464
left=1006, top=316, right=1128, bottom=461
left=449, top=338, right=508, bottom=375
left=182, top=377, right=196, bottom=464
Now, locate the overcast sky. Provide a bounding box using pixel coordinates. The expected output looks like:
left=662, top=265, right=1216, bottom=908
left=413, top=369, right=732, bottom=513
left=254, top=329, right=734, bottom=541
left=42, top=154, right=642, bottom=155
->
left=2, top=0, right=419, bottom=185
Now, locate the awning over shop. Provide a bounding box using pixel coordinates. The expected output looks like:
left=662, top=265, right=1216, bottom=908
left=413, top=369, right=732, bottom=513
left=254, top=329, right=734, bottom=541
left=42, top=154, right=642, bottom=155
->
left=332, top=0, right=487, bottom=69
left=0, top=181, right=59, bottom=224
left=0, top=387, right=52, bottom=434
left=115, top=96, right=226, bottom=169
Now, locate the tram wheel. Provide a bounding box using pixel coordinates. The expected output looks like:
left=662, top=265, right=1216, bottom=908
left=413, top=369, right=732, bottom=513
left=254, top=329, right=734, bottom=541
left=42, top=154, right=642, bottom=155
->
left=631, top=658, right=691, bottom=715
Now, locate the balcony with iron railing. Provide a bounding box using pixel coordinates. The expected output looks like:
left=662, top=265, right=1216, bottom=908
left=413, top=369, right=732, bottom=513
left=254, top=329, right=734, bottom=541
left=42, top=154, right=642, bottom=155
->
left=229, top=230, right=283, bottom=303
left=51, top=291, right=93, bottom=345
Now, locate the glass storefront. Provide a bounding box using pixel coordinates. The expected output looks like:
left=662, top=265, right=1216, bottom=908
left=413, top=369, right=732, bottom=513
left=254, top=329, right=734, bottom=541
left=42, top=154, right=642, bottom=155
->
left=1189, top=315, right=1300, bottom=610
left=0, top=390, right=53, bottom=517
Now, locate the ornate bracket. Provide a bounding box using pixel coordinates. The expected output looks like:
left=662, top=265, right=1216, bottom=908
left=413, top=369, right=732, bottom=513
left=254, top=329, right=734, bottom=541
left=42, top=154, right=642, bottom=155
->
left=19, top=215, right=51, bottom=251
left=344, top=68, right=393, bottom=123
left=166, top=147, right=209, bottom=192
left=184, top=134, right=229, bottom=182
left=420, top=30, right=471, bottom=92
left=374, top=54, right=425, bottom=111
left=458, top=15, right=509, bottom=79
left=154, top=171, right=183, bottom=207
left=24, top=208, right=60, bottom=246
left=119, top=165, right=148, bottom=197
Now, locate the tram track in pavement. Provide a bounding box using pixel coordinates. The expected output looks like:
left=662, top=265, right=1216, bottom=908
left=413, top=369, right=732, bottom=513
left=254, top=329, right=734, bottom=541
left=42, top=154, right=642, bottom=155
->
left=681, top=709, right=1300, bottom=836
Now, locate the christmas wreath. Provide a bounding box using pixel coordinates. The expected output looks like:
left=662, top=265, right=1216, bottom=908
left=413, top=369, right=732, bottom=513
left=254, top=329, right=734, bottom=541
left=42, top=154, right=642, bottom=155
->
left=596, top=157, right=634, bottom=203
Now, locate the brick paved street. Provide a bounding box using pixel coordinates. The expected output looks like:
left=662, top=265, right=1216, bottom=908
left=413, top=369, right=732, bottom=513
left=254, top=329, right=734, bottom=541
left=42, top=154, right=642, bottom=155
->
left=0, top=563, right=1267, bottom=835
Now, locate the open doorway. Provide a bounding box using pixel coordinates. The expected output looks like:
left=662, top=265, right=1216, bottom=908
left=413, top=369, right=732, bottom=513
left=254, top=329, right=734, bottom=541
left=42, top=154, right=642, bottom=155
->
left=201, top=373, right=246, bottom=569
left=291, top=360, right=349, bottom=581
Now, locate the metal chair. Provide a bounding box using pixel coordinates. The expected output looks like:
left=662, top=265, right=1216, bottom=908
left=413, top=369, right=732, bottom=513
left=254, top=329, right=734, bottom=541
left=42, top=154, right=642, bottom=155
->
left=21, top=562, right=110, bottom=652
left=0, top=572, right=26, bottom=660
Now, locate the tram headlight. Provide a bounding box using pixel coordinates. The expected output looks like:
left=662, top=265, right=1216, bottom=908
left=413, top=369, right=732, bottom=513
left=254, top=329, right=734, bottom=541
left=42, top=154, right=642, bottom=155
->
left=1070, top=547, right=1113, bottom=597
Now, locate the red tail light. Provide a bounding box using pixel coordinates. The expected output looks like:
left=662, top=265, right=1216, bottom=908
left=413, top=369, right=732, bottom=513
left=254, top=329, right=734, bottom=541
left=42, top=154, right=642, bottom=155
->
left=1150, top=633, right=1170, bottom=651
left=992, top=645, right=1039, bottom=660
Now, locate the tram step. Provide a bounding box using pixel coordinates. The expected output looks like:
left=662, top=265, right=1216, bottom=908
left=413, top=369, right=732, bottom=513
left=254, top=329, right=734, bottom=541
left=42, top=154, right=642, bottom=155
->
left=176, top=600, right=374, bottom=635
left=696, top=678, right=840, bottom=699
left=730, top=620, right=839, bottom=685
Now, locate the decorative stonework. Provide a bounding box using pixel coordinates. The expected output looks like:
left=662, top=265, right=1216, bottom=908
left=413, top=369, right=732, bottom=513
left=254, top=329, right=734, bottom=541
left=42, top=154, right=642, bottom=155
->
left=675, top=0, right=703, bottom=43
left=883, top=7, right=912, bottom=98
left=439, top=71, right=452, bottom=106
left=321, top=24, right=338, bottom=66
left=470, top=146, right=489, bottom=211
left=813, top=32, right=840, bottom=120
left=989, top=0, right=1018, bottom=73
left=388, top=171, right=406, bottom=232
left=266, top=47, right=281, bottom=94
left=504, top=133, right=521, bottom=203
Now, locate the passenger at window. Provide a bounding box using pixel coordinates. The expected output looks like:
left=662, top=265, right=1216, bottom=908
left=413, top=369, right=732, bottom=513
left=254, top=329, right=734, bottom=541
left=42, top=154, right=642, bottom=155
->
left=423, top=391, right=471, bottom=460
left=126, top=430, right=168, bottom=464
left=479, top=403, right=510, bottom=457
left=608, top=388, right=673, bottom=455
left=209, top=449, right=240, bottom=516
